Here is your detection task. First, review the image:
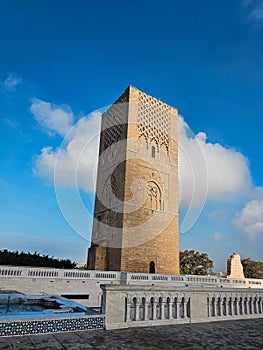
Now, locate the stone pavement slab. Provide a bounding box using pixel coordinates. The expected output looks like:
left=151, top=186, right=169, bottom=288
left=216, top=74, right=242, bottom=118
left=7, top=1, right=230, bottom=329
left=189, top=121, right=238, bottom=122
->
left=29, top=334, right=64, bottom=350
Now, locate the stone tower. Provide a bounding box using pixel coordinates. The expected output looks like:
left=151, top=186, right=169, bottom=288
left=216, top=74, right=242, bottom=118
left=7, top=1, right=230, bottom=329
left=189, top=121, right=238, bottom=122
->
left=87, top=86, right=179, bottom=274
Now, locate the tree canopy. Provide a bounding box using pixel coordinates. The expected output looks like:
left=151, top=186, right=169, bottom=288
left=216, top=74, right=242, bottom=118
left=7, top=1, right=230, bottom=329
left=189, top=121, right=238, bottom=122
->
left=241, top=258, right=263, bottom=279
left=0, top=249, right=76, bottom=269
left=180, top=249, right=214, bottom=275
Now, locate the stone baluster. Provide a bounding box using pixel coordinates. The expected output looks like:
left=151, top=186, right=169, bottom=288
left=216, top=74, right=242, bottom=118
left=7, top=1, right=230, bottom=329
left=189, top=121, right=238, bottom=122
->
left=144, top=301, right=149, bottom=321
left=210, top=300, right=215, bottom=317
left=244, top=300, right=248, bottom=314
left=248, top=299, right=254, bottom=315
left=152, top=301, right=157, bottom=320
left=180, top=300, right=186, bottom=318
left=160, top=300, right=165, bottom=320
left=135, top=299, right=140, bottom=321
left=227, top=300, right=232, bottom=316
left=126, top=301, right=131, bottom=322
left=168, top=300, right=173, bottom=319
left=218, top=299, right=222, bottom=316
left=239, top=300, right=243, bottom=315
left=232, top=300, right=236, bottom=315
left=254, top=299, right=258, bottom=314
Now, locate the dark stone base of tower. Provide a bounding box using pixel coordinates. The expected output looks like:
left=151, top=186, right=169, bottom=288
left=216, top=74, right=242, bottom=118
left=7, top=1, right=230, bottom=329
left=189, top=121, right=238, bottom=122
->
left=87, top=86, right=179, bottom=274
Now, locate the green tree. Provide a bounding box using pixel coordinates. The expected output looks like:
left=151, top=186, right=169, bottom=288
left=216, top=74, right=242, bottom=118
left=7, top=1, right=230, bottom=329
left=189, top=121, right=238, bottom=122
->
left=180, top=249, right=214, bottom=275
left=241, top=258, right=263, bottom=279
left=0, top=249, right=76, bottom=269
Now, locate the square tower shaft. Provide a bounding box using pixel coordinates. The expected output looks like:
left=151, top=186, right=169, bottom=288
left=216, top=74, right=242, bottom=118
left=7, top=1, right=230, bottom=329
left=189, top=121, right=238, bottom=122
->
left=87, top=86, right=179, bottom=274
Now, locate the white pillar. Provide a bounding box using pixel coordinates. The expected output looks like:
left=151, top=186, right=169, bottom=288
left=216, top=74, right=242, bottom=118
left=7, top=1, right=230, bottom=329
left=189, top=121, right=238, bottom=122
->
left=135, top=301, right=140, bottom=321
left=126, top=302, right=131, bottom=322
left=160, top=301, right=165, bottom=320
left=244, top=300, right=248, bottom=314
left=239, top=300, right=243, bottom=315
left=232, top=300, right=236, bottom=315
left=232, top=300, right=238, bottom=316
left=168, top=301, right=173, bottom=319
left=228, top=300, right=232, bottom=316
left=152, top=301, right=157, bottom=320
left=218, top=299, right=222, bottom=316
left=144, top=301, right=149, bottom=320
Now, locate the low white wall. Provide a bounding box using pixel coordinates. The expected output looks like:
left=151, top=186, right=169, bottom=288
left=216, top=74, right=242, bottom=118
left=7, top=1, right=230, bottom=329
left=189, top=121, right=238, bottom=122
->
left=101, top=284, right=263, bottom=330
left=0, top=266, right=121, bottom=307
left=122, top=272, right=263, bottom=288
left=1, top=266, right=263, bottom=308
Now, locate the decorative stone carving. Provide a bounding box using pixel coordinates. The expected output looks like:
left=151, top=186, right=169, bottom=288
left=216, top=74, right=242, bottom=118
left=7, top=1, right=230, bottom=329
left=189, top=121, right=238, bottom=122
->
left=147, top=181, right=162, bottom=210
left=138, top=91, right=171, bottom=155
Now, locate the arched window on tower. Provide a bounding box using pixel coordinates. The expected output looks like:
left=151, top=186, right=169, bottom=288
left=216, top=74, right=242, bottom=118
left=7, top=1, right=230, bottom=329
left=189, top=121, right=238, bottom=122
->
left=151, top=146, right=156, bottom=158
left=149, top=261, right=155, bottom=273
left=147, top=181, right=162, bottom=211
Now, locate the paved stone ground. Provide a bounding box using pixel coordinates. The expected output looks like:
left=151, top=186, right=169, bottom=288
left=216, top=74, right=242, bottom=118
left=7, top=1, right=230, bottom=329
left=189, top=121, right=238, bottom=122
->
left=0, top=319, right=263, bottom=349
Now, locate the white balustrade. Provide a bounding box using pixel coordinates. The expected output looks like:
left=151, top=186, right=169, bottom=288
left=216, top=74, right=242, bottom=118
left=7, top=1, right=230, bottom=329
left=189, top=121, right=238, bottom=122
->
left=1, top=266, right=263, bottom=290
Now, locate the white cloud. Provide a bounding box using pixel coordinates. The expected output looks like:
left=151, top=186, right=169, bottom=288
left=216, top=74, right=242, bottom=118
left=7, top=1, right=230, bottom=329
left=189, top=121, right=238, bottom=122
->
left=211, top=232, right=225, bottom=242
left=33, top=101, right=252, bottom=205
left=178, top=116, right=252, bottom=207
left=30, top=99, right=74, bottom=137
left=33, top=111, right=101, bottom=193
left=244, top=0, right=263, bottom=23
left=1, top=73, right=22, bottom=91
left=233, top=200, right=263, bottom=239
left=250, top=7, right=263, bottom=22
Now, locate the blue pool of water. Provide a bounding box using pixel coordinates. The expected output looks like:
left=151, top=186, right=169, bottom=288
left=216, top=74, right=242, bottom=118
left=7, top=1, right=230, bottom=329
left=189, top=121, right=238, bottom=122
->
left=0, top=294, right=87, bottom=320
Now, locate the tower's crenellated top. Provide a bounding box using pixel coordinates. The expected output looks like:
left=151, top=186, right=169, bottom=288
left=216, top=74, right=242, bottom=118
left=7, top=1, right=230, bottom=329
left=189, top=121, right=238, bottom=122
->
left=116, top=85, right=178, bottom=113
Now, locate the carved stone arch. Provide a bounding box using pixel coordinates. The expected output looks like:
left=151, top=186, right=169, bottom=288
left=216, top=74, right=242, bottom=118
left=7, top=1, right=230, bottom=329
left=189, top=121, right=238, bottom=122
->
left=207, top=293, right=212, bottom=299
left=134, top=293, right=139, bottom=300
left=147, top=180, right=162, bottom=211
left=163, top=293, right=169, bottom=300
left=141, top=295, right=148, bottom=304
left=226, top=295, right=232, bottom=302
left=139, top=133, right=148, bottom=141
left=149, top=136, right=158, bottom=146
left=150, top=144, right=157, bottom=159
left=126, top=294, right=133, bottom=304
left=138, top=134, right=148, bottom=151
left=150, top=296, right=156, bottom=303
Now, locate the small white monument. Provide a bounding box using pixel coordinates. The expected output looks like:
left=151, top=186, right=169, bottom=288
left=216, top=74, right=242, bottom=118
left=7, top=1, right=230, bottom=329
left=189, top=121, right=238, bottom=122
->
left=227, top=252, right=245, bottom=279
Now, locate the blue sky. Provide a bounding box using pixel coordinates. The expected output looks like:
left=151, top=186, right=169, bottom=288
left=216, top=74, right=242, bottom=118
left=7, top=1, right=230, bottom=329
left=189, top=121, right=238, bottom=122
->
left=1, top=0, right=263, bottom=271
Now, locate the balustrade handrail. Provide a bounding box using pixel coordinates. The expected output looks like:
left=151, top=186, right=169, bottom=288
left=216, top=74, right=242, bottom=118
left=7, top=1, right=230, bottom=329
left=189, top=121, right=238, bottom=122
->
left=0, top=265, right=263, bottom=288
left=0, top=266, right=121, bottom=281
